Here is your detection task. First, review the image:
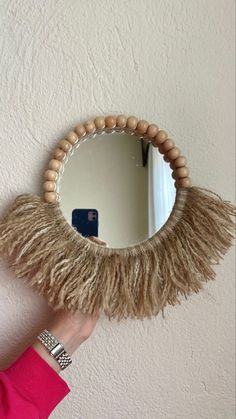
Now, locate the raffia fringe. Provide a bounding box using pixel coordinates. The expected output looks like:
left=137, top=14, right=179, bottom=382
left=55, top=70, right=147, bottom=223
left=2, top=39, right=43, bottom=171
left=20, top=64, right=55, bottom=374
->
left=0, top=187, right=235, bottom=320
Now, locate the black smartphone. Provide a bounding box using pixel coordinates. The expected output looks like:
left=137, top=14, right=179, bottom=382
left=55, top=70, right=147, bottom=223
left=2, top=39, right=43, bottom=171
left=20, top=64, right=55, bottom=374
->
left=72, top=209, right=99, bottom=237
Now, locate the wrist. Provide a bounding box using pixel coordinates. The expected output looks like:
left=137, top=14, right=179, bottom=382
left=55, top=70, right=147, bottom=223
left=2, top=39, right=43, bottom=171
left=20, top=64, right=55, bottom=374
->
left=47, top=311, right=85, bottom=356
left=48, top=326, right=83, bottom=356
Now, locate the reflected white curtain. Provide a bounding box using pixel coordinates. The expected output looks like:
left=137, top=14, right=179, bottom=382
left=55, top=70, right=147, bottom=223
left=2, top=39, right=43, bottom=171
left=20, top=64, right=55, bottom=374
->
left=148, top=146, right=176, bottom=236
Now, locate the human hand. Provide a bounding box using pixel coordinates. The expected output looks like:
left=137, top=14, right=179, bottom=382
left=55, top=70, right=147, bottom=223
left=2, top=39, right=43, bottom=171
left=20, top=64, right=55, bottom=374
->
left=32, top=236, right=106, bottom=371
left=87, top=236, right=108, bottom=246
left=47, top=236, right=107, bottom=354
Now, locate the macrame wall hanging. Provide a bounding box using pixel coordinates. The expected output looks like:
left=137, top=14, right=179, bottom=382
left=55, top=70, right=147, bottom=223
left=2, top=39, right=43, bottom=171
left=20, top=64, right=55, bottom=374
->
left=0, top=115, right=235, bottom=320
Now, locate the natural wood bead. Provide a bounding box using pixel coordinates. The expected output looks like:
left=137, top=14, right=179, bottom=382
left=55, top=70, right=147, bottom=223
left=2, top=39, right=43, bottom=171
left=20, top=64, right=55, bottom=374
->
left=54, top=148, right=66, bottom=161
left=170, top=156, right=187, bottom=169
left=174, top=167, right=190, bottom=179
left=172, top=168, right=189, bottom=180
left=176, top=177, right=192, bottom=188
left=74, top=124, right=86, bottom=137
left=136, top=120, right=149, bottom=134
left=153, top=130, right=168, bottom=146
left=66, top=131, right=78, bottom=145
left=84, top=120, right=96, bottom=133
left=126, top=116, right=138, bottom=130
left=146, top=124, right=159, bottom=138
left=166, top=147, right=181, bottom=161
left=44, top=170, right=58, bottom=181
left=116, top=115, right=127, bottom=127
left=59, top=139, right=72, bottom=153
left=44, top=181, right=56, bottom=192
left=44, top=192, right=58, bottom=203
left=163, top=154, right=170, bottom=163
left=105, top=115, right=116, bottom=128
left=94, top=116, right=105, bottom=129
left=159, top=139, right=175, bottom=154
left=48, top=159, right=61, bottom=172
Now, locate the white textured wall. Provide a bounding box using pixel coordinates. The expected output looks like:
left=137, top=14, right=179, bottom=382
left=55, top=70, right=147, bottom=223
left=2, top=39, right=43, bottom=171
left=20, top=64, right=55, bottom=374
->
left=0, top=1, right=235, bottom=418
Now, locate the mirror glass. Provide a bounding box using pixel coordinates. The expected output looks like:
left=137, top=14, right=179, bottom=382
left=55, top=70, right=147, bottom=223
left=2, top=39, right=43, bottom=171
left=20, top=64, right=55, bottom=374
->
left=59, top=132, right=176, bottom=248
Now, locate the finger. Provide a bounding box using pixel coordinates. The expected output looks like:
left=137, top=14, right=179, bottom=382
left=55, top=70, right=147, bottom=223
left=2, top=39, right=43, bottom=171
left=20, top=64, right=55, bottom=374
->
left=87, top=236, right=107, bottom=246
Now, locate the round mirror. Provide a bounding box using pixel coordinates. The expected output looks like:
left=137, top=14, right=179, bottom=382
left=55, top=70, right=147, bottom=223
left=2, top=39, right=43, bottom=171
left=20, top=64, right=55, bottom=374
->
left=1, top=114, right=232, bottom=321
left=58, top=131, right=176, bottom=248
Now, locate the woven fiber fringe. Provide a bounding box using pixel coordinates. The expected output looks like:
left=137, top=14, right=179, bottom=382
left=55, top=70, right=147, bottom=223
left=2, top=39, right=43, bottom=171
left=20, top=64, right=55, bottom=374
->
left=0, top=187, right=235, bottom=320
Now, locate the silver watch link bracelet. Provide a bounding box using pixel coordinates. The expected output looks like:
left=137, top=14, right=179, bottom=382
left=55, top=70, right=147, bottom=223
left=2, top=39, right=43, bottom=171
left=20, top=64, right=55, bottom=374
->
left=37, top=329, right=72, bottom=370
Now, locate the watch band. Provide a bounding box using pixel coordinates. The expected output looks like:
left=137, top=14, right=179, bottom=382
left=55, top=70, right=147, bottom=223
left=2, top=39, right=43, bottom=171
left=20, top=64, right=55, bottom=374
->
left=37, top=329, right=72, bottom=370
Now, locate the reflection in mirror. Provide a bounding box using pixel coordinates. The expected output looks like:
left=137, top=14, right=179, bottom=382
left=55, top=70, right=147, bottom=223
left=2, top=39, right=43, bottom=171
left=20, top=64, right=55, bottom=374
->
left=59, top=133, right=175, bottom=248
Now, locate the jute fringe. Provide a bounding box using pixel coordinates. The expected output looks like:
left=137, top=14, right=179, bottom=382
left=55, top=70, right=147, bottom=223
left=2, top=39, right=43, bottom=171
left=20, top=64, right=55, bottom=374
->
left=0, top=187, right=235, bottom=320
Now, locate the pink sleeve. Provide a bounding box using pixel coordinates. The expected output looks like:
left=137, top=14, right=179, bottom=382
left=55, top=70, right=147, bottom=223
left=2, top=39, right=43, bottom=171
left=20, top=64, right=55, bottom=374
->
left=0, top=346, right=71, bottom=418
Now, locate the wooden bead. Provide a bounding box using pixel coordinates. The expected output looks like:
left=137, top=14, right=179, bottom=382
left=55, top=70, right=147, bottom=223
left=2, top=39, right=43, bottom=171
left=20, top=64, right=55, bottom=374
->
left=44, top=170, right=58, bottom=181
left=54, top=148, right=66, bottom=161
left=44, top=181, right=56, bottom=192
left=174, top=156, right=187, bottom=168
left=166, top=147, right=181, bottom=161
left=174, top=166, right=190, bottom=179
left=146, top=124, right=159, bottom=138
left=94, top=116, right=105, bottom=129
left=176, top=177, right=192, bottom=188
left=59, top=139, right=72, bottom=153
left=153, top=130, right=168, bottom=146
left=126, top=116, right=138, bottom=130
left=116, top=115, right=127, bottom=127
left=66, top=131, right=78, bottom=145
left=48, top=159, right=61, bottom=172
left=44, top=192, right=58, bottom=203
left=163, top=154, right=170, bottom=163
left=159, top=139, right=175, bottom=154
left=136, top=120, right=149, bottom=134
left=170, top=156, right=187, bottom=169
left=105, top=115, right=116, bottom=128
left=74, top=124, right=86, bottom=137
left=84, top=120, right=96, bottom=133
left=172, top=168, right=189, bottom=180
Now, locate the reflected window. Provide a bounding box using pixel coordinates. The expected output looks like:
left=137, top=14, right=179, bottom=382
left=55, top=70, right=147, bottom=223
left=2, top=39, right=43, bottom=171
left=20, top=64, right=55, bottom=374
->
left=148, top=146, right=176, bottom=235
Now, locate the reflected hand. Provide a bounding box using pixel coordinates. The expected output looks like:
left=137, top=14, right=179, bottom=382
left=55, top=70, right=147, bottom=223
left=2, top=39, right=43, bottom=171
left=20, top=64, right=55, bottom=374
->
left=87, top=236, right=108, bottom=246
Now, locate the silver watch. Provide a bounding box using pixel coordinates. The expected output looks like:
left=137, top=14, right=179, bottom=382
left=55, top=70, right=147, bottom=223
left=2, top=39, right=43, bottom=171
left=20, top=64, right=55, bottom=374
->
left=37, top=329, right=72, bottom=370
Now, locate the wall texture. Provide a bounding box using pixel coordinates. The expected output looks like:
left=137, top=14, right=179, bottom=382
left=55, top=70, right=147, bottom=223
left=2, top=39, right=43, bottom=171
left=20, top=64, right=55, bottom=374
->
left=0, top=1, right=235, bottom=418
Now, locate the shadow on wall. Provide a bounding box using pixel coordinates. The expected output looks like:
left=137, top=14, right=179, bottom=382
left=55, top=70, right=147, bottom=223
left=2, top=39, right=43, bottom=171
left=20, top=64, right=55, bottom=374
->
left=0, top=301, right=52, bottom=369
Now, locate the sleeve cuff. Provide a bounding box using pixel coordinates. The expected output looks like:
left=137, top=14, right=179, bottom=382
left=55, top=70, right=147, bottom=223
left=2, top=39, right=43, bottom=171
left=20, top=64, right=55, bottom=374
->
left=3, top=346, right=71, bottom=418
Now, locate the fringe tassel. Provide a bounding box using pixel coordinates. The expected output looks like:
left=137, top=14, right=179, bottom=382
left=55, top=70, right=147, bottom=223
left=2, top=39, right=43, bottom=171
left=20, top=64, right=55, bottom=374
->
left=0, top=187, right=235, bottom=320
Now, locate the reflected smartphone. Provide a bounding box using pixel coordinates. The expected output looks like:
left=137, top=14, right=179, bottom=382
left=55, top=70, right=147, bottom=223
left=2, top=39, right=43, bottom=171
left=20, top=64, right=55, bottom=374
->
left=72, top=209, right=99, bottom=238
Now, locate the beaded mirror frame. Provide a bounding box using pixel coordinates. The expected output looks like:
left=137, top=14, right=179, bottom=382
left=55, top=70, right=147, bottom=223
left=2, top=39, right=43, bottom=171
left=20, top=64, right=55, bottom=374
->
left=0, top=115, right=235, bottom=320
